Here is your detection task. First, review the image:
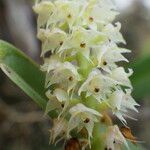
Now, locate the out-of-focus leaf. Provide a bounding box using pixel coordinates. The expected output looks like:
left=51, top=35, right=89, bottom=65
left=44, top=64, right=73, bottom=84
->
left=130, top=56, right=150, bottom=99
left=123, top=142, right=146, bottom=150
left=0, top=40, right=47, bottom=109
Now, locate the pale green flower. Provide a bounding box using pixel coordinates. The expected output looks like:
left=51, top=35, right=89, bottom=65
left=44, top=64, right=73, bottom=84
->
left=68, top=103, right=102, bottom=146
left=46, top=61, right=80, bottom=92
left=59, top=26, right=107, bottom=60
left=105, top=125, right=129, bottom=150
left=109, top=67, right=133, bottom=88
left=33, top=1, right=54, bottom=28
left=45, top=89, right=69, bottom=114
left=81, top=0, right=119, bottom=30
left=41, top=55, right=62, bottom=73
left=47, top=0, right=84, bottom=29
left=107, top=89, right=139, bottom=124
left=95, top=43, right=130, bottom=72
left=38, top=28, right=67, bottom=56
left=78, top=69, right=116, bottom=102
left=50, top=118, right=68, bottom=144
left=103, top=22, right=126, bottom=44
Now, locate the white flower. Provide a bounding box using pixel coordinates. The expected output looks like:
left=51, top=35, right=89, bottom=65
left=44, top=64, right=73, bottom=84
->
left=46, top=0, right=86, bottom=29
left=123, top=89, right=140, bottom=111
left=109, top=67, right=133, bottom=88
left=79, top=69, right=116, bottom=102
left=81, top=0, right=119, bottom=30
left=38, top=28, right=67, bottom=56
left=41, top=55, right=62, bottom=73
left=105, top=125, right=129, bottom=150
left=103, top=22, right=126, bottom=44
left=46, top=61, right=80, bottom=92
left=68, top=103, right=102, bottom=146
left=107, top=89, right=139, bottom=124
left=33, top=1, right=54, bottom=28
left=95, top=43, right=130, bottom=72
left=58, top=27, right=107, bottom=61
left=50, top=118, right=68, bottom=144
left=45, top=89, right=69, bottom=115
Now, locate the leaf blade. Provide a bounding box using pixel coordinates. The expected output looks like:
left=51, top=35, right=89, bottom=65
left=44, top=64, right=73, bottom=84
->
left=0, top=40, right=47, bottom=109
left=130, top=55, right=150, bottom=99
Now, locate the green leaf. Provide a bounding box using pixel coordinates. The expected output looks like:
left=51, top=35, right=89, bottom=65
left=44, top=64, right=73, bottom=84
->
left=123, top=142, right=146, bottom=150
left=0, top=40, right=47, bottom=109
left=130, top=55, right=150, bottom=99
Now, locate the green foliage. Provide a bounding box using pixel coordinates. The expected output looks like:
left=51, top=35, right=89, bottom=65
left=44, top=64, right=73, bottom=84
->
left=130, top=55, right=150, bottom=99
left=0, top=40, right=47, bottom=109
left=123, top=142, right=146, bottom=150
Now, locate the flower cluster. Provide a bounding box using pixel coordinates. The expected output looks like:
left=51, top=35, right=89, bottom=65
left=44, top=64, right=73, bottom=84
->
left=34, top=0, right=139, bottom=149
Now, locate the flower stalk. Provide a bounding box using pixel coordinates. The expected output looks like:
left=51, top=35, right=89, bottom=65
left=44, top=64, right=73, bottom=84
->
left=33, top=0, right=139, bottom=149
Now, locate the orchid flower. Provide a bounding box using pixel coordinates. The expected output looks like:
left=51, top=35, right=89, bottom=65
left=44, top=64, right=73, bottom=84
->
left=107, top=89, right=139, bottom=124
left=78, top=69, right=116, bottom=102
left=68, top=103, right=102, bottom=146
left=105, top=125, right=129, bottom=150
left=33, top=0, right=139, bottom=149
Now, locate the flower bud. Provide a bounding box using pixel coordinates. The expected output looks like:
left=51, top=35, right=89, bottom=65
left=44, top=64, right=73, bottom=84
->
left=65, top=138, right=81, bottom=150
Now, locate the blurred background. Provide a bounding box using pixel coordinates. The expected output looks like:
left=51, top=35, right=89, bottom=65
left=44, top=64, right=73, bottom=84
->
left=0, top=0, right=150, bottom=149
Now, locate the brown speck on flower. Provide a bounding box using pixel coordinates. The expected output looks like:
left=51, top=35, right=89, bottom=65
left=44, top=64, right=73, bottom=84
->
left=94, top=88, right=100, bottom=93
left=103, top=61, right=107, bottom=66
left=68, top=76, right=73, bottom=81
left=85, top=26, right=90, bottom=30
left=65, top=138, right=81, bottom=150
left=89, top=17, right=94, bottom=22
left=104, top=147, right=108, bottom=150
left=105, top=148, right=112, bottom=150
left=61, top=103, right=65, bottom=108
left=84, top=118, right=90, bottom=123
left=60, top=41, right=63, bottom=46
left=80, top=43, right=86, bottom=48
left=67, top=14, right=72, bottom=19
left=44, top=51, right=52, bottom=58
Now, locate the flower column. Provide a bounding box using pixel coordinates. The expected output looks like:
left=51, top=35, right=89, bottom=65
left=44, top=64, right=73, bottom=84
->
left=33, top=0, right=139, bottom=150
